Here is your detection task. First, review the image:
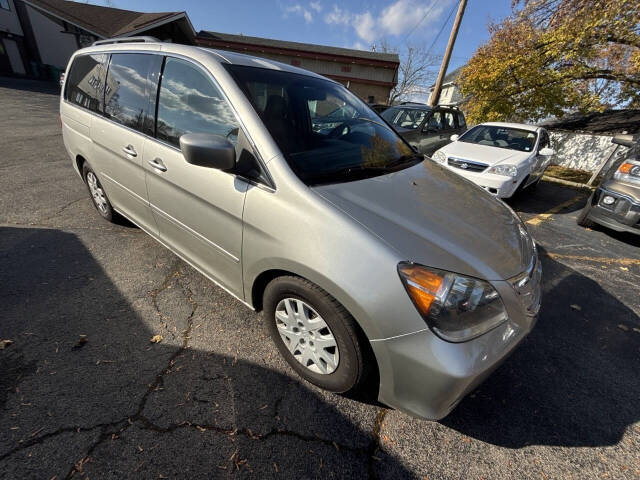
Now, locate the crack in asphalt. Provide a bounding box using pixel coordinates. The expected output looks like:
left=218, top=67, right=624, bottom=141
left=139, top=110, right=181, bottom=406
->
left=38, top=197, right=86, bottom=224
left=3, top=261, right=388, bottom=478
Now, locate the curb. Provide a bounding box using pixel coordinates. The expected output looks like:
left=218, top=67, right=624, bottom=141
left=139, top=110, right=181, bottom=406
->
left=541, top=175, right=595, bottom=191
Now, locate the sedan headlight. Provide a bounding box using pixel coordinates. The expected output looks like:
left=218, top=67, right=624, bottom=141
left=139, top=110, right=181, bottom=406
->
left=487, top=164, right=518, bottom=177
left=614, top=160, right=640, bottom=184
left=432, top=150, right=446, bottom=164
left=398, top=262, right=508, bottom=342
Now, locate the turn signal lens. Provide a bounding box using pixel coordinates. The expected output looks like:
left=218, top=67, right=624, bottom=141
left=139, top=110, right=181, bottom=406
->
left=398, top=262, right=509, bottom=342
left=619, top=162, right=633, bottom=174
left=398, top=264, right=445, bottom=315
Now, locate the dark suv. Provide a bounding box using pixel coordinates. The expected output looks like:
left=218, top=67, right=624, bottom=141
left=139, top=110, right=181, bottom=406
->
left=380, top=104, right=467, bottom=156
left=577, top=134, right=640, bottom=235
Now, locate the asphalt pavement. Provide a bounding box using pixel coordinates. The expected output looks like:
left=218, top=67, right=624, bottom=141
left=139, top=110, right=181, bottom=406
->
left=1, top=77, right=639, bottom=479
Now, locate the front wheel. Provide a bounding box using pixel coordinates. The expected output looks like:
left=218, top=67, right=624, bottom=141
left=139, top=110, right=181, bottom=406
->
left=263, top=276, right=371, bottom=393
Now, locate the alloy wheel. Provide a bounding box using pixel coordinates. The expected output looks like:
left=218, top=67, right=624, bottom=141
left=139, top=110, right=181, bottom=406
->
left=275, top=298, right=340, bottom=374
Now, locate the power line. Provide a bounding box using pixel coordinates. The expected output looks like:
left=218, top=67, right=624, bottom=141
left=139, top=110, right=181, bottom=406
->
left=424, top=1, right=458, bottom=57
left=401, top=0, right=440, bottom=43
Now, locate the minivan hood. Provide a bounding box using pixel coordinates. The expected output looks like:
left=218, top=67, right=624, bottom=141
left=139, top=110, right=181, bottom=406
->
left=440, top=141, right=532, bottom=166
left=313, top=160, right=532, bottom=280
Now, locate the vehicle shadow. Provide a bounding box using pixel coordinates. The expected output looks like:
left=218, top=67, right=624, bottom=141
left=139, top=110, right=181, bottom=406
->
left=442, top=246, right=640, bottom=448
left=505, top=181, right=587, bottom=215
left=0, top=76, right=59, bottom=95
left=0, top=226, right=409, bottom=478
left=590, top=224, right=640, bottom=248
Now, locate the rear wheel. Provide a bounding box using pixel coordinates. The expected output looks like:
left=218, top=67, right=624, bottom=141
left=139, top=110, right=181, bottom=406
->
left=263, top=276, right=371, bottom=393
left=83, top=163, right=117, bottom=223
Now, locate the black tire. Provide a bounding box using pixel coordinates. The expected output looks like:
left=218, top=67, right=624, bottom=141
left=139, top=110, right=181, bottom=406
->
left=577, top=202, right=596, bottom=228
left=263, top=276, right=371, bottom=393
left=82, top=163, right=117, bottom=223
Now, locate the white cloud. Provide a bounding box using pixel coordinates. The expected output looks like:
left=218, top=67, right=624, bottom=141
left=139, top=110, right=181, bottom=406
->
left=284, top=4, right=314, bottom=23
left=324, top=5, right=351, bottom=26
left=309, top=1, right=322, bottom=12
left=353, top=12, right=376, bottom=43
left=379, top=0, right=447, bottom=36
left=323, top=0, right=452, bottom=44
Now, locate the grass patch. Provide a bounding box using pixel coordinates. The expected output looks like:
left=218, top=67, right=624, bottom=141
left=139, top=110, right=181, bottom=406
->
left=545, top=165, right=593, bottom=184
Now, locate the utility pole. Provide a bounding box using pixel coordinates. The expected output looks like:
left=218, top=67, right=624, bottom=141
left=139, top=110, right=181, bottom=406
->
left=428, top=0, right=467, bottom=107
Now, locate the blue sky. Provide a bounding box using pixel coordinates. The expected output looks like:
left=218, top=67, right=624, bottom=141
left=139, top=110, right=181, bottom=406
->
left=101, top=0, right=513, bottom=71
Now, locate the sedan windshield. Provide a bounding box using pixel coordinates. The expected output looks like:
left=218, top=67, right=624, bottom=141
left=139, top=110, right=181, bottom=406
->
left=224, top=65, right=419, bottom=185
left=458, top=125, right=538, bottom=152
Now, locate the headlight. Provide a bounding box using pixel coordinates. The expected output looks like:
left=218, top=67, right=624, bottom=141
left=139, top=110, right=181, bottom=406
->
left=432, top=151, right=446, bottom=164
left=614, top=160, right=640, bottom=184
left=398, top=262, right=508, bottom=342
left=487, top=164, right=518, bottom=177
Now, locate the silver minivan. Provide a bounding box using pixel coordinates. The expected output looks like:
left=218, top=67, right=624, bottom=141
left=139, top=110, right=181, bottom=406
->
left=60, top=38, right=541, bottom=420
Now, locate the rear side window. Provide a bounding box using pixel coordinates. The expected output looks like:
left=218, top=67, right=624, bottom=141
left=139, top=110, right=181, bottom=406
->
left=457, top=112, right=467, bottom=129
left=442, top=111, right=455, bottom=129
left=156, top=57, right=239, bottom=148
left=104, top=53, right=157, bottom=132
left=64, top=54, right=108, bottom=112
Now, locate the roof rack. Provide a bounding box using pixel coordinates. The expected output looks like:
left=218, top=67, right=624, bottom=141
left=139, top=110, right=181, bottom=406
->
left=92, top=36, right=160, bottom=46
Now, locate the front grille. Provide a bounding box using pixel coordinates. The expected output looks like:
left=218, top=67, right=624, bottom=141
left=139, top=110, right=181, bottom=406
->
left=447, top=157, right=488, bottom=172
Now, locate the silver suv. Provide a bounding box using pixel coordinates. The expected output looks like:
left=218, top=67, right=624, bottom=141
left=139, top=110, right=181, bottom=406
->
left=60, top=38, right=541, bottom=420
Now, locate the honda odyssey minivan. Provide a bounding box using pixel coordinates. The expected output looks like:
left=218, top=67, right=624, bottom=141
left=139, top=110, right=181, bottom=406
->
left=60, top=38, right=541, bottom=420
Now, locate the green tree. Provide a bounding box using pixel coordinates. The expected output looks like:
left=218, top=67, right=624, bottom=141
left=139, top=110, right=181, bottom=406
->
left=459, top=0, right=640, bottom=123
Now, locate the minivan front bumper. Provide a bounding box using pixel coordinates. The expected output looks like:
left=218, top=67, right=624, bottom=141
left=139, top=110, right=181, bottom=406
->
left=371, top=257, right=541, bottom=420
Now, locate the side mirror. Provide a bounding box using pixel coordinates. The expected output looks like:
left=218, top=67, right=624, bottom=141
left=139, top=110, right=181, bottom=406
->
left=612, top=134, right=635, bottom=148
left=179, top=133, right=236, bottom=170
left=450, top=134, right=459, bottom=142
left=539, top=147, right=554, bottom=156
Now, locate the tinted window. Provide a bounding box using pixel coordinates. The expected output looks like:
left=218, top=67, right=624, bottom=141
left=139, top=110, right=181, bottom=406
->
left=442, top=111, right=455, bottom=129
left=156, top=58, right=239, bottom=148
left=538, top=130, right=550, bottom=150
left=65, top=54, right=108, bottom=112
left=426, top=111, right=444, bottom=131
left=104, top=54, right=156, bottom=132
left=457, top=112, right=467, bottom=129
left=381, top=107, right=428, bottom=129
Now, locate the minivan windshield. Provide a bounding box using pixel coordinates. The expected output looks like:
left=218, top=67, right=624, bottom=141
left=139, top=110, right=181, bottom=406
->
left=458, top=125, right=538, bottom=153
left=224, top=65, right=420, bottom=185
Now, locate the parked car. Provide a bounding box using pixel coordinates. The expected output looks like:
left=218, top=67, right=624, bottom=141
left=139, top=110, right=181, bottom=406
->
left=431, top=122, right=555, bottom=199
left=60, top=38, right=541, bottom=420
left=380, top=104, right=467, bottom=156
left=577, top=133, right=640, bottom=235
left=368, top=103, right=389, bottom=114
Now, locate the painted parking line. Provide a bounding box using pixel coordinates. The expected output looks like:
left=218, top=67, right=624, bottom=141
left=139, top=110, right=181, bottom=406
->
left=543, top=252, right=640, bottom=266
left=525, top=194, right=585, bottom=226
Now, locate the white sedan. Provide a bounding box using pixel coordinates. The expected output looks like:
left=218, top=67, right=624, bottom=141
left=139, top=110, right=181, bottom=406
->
left=431, top=122, right=555, bottom=198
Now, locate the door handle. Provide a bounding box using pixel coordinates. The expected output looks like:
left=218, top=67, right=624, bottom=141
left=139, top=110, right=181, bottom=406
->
left=122, top=144, right=137, bottom=157
left=148, top=158, right=167, bottom=172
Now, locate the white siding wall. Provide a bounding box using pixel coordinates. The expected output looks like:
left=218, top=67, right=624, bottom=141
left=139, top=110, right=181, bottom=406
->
left=27, top=4, right=78, bottom=69
left=0, top=0, right=24, bottom=36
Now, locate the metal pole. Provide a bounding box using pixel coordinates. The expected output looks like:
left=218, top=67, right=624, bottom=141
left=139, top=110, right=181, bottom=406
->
left=428, top=0, right=467, bottom=107
left=587, top=144, right=620, bottom=186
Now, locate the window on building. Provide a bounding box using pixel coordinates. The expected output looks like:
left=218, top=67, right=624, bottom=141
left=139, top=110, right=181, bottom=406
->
left=104, top=53, right=156, bottom=132
left=0, top=0, right=10, bottom=11
left=64, top=53, right=108, bottom=113
left=156, top=57, right=239, bottom=148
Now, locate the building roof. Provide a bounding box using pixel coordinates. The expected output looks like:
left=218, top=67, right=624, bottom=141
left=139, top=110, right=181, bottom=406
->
left=429, top=66, right=462, bottom=90
left=22, top=0, right=188, bottom=38
left=198, top=31, right=400, bottom=65
left=539, top=110, right=640, bottom=134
